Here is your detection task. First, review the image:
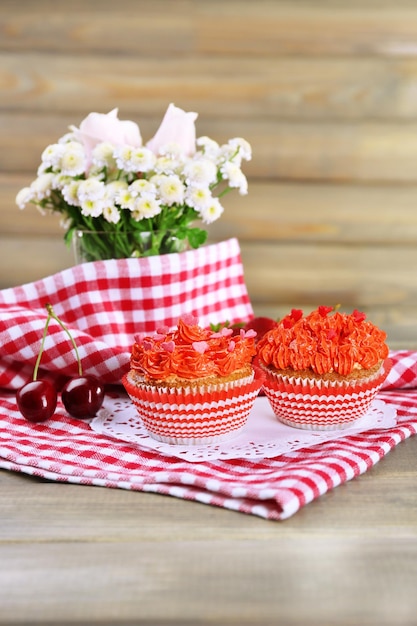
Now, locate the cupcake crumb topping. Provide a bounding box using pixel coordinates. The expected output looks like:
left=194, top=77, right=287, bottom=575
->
left=257, top=307, right=389, bottom=376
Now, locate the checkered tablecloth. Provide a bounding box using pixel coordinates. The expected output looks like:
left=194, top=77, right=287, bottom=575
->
left=0, top=240, right=416, bottom=521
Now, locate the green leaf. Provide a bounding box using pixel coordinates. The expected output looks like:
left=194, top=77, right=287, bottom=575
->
left=187, top=228, right=207, bottom=249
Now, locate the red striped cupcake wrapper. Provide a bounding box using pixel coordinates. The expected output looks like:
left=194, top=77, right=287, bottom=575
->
left=122, top=371, right=263, bottom=444
left=262, top=359, right=392, bottom=431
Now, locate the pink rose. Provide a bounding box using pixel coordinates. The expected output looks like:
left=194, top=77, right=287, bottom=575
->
left=71, top=108, right=142, bottom=164
left=146, top=103, right=198, bottom=156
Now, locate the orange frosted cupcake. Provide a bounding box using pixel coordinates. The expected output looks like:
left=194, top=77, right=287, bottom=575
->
left=257, top=306, right=391, bottom=430
left=122, top=315, right=262, bottom=444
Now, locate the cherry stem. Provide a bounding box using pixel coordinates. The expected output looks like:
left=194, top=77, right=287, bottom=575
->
left=45, top=303, right=83, bottom=377
left=32, top=313, right=52, bottom=381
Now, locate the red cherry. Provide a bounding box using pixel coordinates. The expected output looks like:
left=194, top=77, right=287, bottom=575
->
left=16, top=303, right=106, bottom=423
left=243, top=316, right=277, bottom=342
left=16, top=379, right=58, bottom=423
left=62, top=376, right=105, bottom=418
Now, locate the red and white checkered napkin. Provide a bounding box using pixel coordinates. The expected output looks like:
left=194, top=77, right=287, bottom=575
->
left=0, top=244, right=416, bottom=520
left=0, top=238, right=253, bottom=391
left=0, top=376, right=415, bottom=521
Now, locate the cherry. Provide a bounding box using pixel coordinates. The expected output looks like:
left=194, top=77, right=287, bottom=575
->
left=210, top=317, right=278, bottom=342
left=16, top=304, right=58, bottom=422
left=243, top=316, right=278, bottom=342
left=16, top=302, right=105, bottom=422
left=47, top=304, right=105, bottom=419
left=16, top=379, right=57, bottom=423
left=242, top=316, right=278, bottom=380
left=62, top=376, right=104, bottom=418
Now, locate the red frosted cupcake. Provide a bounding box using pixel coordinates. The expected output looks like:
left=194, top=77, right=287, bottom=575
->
left=257, top=306, right=391, bottom=430
left=122, top=315, right=263, bottom=444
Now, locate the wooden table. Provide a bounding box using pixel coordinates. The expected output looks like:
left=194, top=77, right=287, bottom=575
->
left=1, top=433, right=416, bottom=626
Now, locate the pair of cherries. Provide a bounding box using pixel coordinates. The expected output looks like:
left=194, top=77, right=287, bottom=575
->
left=16, top=304, right=104, bottom=423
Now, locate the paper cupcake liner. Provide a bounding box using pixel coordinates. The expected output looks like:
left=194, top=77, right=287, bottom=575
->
left=128, top=372, right=255, bottom=396
left=261, top=359, right=392, bottom=431
left=122, top=371, right=263, bottom=445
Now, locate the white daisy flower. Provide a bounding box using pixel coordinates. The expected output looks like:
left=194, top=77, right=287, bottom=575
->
left=158, top=175, right=185, bottom=206
left=129, top=179, right=156, bottom=198
left=113, top=146, right=135, bottom=171
left=198, top=197, right=224, bottom=224
left=86, top=164, right=106, bottom=180
left=184, top=185, right=212, bottom=210
left=196, top=136, right=220, bottom=159
left=117, top=188, right=136, bottom=210
left=53, top=173, right=72, bottom=190
left=132, top=147, right=157, bottom=171
left=15, top=186, right=35, bottom=209
left=153, top=156, right=180, bottom=175
left=220, top=161, right=248, bottom=195
left=80, top=198, right=104, bottom=218
left=158, top=142, right=185, bottom=159
left=41, top=143, right=64, bottom=169
left=62, top=180, right=82, bottom=206
left=104, top=180, right=128, bottom=202
left=183, top=159, right=217, bottom=187
left=30, top=173, right=55, bottom=200
left=103, top=205, right=121, bottom=224
left=77, top=178, right=105, bottom=202
left=92, top=142, right=117, bottom=169
left=114, top=146, right=156, bottom=173
left=148, top=174, right=166, bottom=187
left=132, top=197, right=161, bottom=220
left=60, top=141, right=87, bottom=176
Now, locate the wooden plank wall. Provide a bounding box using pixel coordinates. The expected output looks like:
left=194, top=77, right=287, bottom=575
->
left=2, top=0, right=417, bottom=348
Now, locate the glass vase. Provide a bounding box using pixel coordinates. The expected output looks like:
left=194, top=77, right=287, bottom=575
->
left=72, top=229, right=189, bottom=264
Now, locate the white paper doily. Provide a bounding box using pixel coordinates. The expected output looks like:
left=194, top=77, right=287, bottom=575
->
left=90, top=395, right=397, bottom=463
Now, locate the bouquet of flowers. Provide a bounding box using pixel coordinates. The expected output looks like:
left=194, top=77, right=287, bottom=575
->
left=16, top=104, right=251, bottom=261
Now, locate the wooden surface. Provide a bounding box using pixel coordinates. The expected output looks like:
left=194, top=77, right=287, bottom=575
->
left=1, top=5, right=417, bottom=623
left=2, top=0, right=417, bottom=347
left=1, top=433, right=416, bottom=626
left=0, top=0, right=417, bottom=626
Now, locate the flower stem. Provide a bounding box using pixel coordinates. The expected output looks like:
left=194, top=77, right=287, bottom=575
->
left=45, top=303, right=83, bottom=376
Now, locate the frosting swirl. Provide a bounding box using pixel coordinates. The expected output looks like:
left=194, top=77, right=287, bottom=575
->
left=256, top=307, right=389, bottom=376
left=130, top=315, right=257, bottom=381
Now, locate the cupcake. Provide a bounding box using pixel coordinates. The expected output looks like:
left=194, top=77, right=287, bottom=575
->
left=122, top=314, right=263, bottom=444
left=257, top=306, right=391, bottom=431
